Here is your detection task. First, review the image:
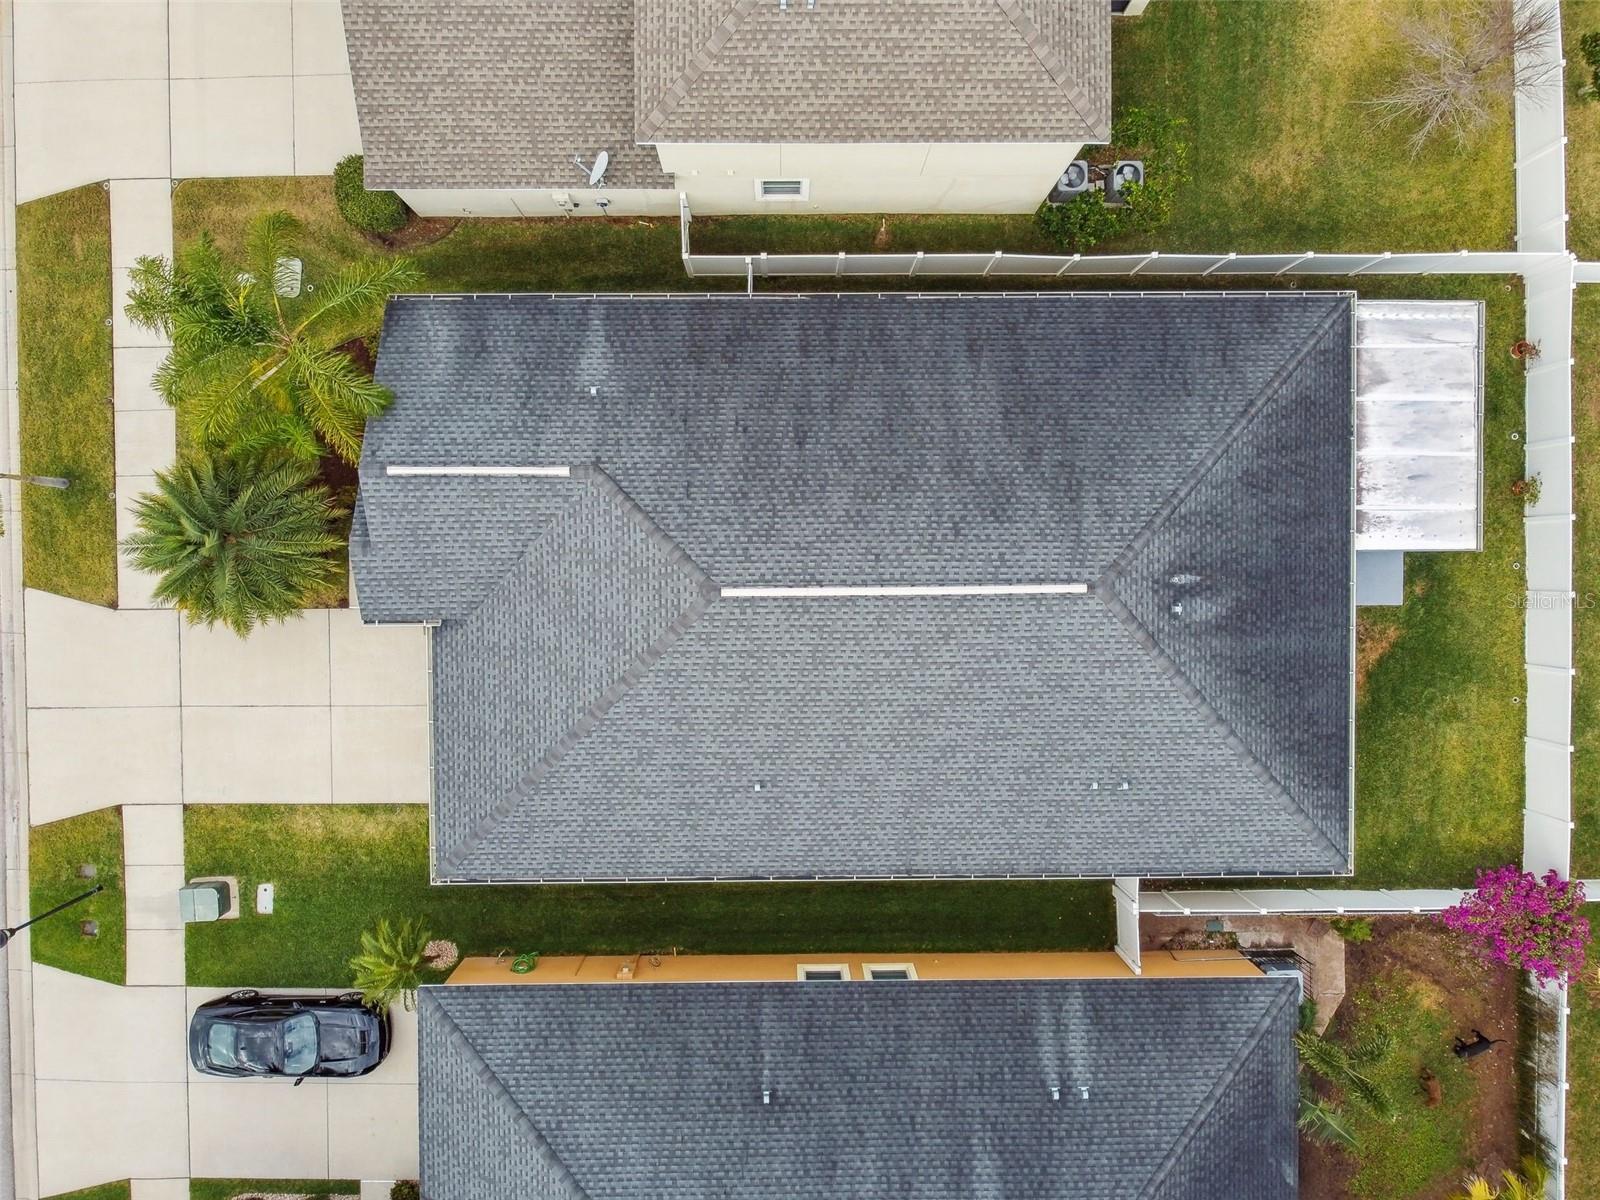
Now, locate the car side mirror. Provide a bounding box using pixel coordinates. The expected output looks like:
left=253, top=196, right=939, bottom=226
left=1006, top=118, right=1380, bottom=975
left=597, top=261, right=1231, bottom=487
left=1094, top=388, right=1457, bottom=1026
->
left=294, top=1076, right=305, bottom=1088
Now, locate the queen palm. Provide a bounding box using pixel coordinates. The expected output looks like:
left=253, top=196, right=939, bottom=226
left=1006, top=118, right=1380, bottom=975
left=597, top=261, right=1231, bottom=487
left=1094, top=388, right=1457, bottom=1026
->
left=121, top=454, right=346, bottom=635
left=124, top=210, right=421, bottom=463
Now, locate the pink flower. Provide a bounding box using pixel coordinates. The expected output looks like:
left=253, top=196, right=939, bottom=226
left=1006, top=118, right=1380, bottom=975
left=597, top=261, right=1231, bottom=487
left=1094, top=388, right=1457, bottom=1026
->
left=1437, top=866, right=1588, bottom=987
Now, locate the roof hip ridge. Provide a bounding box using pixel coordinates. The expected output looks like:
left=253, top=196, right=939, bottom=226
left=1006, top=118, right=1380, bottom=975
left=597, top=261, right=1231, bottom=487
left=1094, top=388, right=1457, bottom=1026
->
left=1102, top=297, right=1348, bottom=584
left=1132, top=982, right=1296, bottom=1200
left=992, top=0, right=1099, bottom=132
left=436, top=468, right=719, bottom=876
left=424, top=991, right=595, bottom=1200
left=638, top=0, right=760, bottom=142
left=1094, top=296, right=1351, bottom=859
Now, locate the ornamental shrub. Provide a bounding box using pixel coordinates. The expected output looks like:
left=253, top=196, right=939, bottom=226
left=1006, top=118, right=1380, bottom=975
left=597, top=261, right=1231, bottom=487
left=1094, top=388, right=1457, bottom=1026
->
left=1438, top=866, right=1588, bottom=986
left=1033, top=106, right=1191, bottom=252
left=334, top=154, right=409, bottom=234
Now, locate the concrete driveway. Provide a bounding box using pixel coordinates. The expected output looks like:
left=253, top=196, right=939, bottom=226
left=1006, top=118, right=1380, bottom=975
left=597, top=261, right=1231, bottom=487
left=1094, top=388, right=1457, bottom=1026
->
left=12, top=0, right=360, bottom=202
left=185, top=988, right=418, bottom=1181
left=32, top=971, right=418, bottom=1192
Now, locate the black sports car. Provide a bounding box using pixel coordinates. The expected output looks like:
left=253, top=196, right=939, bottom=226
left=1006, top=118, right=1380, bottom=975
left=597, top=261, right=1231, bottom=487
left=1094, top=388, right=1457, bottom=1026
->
left=189, top=990, right=391, bottom=1080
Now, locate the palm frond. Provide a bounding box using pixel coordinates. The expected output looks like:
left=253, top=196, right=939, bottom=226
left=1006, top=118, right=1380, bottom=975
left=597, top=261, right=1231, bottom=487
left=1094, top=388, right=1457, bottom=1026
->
left=1296, top=1095, right=1357, bottom=1148
left=244, top=210, right=304, bottom=310
left=292, top=256, right=423, bottom=339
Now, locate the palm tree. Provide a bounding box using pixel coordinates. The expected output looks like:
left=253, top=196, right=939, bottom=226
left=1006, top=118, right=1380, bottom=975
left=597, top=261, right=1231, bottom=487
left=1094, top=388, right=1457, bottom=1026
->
left=1295, top=1026, right=1396, bottom=1147
left=125, top=210, right=421, bottom=463
left=350, top=919, right=436, bottom=1013
left=1449, top=1157, right=1549, bottom=1200
left=120, top=453, right=346, bottom=635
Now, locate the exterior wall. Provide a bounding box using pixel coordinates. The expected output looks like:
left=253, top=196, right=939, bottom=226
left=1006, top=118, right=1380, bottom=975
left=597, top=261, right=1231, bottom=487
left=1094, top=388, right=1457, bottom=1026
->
left=395, top=186, right=679, bottom=219
left=445, top=948, right=1262, bottom=986
left=658, top=140, right=1084, bottom=215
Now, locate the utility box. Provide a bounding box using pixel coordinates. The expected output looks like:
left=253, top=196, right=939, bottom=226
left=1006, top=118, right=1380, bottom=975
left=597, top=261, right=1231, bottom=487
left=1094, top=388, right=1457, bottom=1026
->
left=179, top=880, right=231, bottom=924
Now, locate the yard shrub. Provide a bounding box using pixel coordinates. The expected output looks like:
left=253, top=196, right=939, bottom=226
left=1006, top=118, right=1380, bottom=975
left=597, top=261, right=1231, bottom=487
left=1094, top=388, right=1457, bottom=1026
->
left=1439, top=866, right=1589, bottom=986
left=334, top=154, right=409, bottom=235
left=1034, top=106, right=1191, bottom=252
left=1331, top=916, right=1375, bottom=944
left=389, top=1184, right=420, bottom=1200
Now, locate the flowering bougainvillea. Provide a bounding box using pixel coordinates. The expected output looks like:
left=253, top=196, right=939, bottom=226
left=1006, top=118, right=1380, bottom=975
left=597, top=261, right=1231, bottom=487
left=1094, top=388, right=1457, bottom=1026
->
left=1438, top=866, right=1589, bottom=986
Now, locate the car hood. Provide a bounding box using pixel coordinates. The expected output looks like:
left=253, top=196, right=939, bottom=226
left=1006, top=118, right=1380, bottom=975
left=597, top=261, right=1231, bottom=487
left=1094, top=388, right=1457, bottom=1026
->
left=312, top=1008, right=383, bottom=1075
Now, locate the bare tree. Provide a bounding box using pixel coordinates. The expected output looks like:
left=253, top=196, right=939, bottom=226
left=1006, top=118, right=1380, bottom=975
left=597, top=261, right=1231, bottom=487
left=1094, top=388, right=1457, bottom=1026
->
left=1366, top=0, right=1560, bottom=156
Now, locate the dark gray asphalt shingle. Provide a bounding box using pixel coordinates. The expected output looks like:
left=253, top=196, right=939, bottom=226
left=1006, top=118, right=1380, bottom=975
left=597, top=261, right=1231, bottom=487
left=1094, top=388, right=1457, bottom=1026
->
left=418, top=977, right=1300, bottom=1200
left=353, top=292, right=1355, bottom=881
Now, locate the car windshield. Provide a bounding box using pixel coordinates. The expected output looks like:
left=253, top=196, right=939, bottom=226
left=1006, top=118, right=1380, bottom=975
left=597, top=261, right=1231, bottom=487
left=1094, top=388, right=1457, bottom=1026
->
left=205, top=1012, right=319, bottom=1075
left=281, top=1013, right=319, bottom=1075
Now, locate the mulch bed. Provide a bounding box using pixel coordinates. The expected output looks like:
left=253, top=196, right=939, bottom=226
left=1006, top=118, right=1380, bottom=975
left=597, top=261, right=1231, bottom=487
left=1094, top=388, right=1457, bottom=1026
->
left=1300, top=917, right=1522, bottom=1200
left=365, top=215, right=459, bottom=251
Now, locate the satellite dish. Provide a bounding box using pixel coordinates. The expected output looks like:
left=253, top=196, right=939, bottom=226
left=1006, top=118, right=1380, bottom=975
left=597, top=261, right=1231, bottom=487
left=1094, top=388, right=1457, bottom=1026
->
left=573, top=150, right=609, bottom=187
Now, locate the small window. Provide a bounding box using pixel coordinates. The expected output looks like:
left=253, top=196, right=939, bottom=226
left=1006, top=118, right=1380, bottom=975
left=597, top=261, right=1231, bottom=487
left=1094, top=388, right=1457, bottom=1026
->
left=757, top=178, right=809, bottom=201
left=865, top=963, right=918, bottom=981
left=797, top=964, right=850, bottom=981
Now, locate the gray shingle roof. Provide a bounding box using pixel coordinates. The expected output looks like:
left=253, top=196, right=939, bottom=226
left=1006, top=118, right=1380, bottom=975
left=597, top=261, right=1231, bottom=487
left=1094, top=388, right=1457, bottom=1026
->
left=634, top=0, right=1111, bottom=144
left=339, top=0, right=1111, bottom=190
left=340, top=0, right=672, bottom=191
left=418, top=976, right=1300, bottom=1200
left=352, top=292, right=1355, bottom=881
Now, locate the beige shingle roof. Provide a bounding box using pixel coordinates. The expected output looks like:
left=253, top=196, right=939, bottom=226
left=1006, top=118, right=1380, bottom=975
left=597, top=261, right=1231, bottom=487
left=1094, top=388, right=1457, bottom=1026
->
left=341, top=0, right=1112, bottom=190
left=634, top=0, right=1112, bottom=144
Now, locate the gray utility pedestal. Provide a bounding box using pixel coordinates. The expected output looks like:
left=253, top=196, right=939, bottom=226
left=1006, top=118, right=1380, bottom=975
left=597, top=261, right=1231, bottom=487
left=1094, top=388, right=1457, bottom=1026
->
left=179, top=880, right=232, bottom=923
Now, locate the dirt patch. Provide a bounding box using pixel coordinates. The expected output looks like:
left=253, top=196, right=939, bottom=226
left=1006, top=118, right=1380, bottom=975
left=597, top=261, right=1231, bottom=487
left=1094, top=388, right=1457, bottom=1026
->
left=1300, top=918, right=1522, bottom=1200
left=1357, top=617, right=1403, bottom=699
left=366, top=215, right=459, bottom=251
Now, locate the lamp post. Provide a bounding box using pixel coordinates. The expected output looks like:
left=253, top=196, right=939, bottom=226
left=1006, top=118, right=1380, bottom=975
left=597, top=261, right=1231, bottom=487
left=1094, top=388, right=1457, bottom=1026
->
left=0, top=884, right=103, bottom=948
left=0, top=472, right=69, bottom=490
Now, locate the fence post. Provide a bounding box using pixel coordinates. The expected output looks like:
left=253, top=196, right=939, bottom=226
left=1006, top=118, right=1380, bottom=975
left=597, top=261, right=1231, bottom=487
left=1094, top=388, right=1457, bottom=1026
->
left=1348, top=252, right=1392, bottom=276
left=1053, top=254, right=1081, bottom=277
left=835, top=252, right=845, bottom=278
left=910, top=250, right=924, bottom=276
left=1200, top=252, right=1236, bottom=277
left=983, top=250, right=1003, bottom=278
left=1129, top=251, right=1159, bottom=276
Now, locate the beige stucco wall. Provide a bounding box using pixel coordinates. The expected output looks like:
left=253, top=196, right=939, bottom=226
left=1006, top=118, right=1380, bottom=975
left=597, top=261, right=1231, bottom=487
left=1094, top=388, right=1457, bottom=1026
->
left=659, top=140, right=1084, bottom=215
left=396, top=186, right=680, bottom=219
left=446, top=949, right=1262, bottom=987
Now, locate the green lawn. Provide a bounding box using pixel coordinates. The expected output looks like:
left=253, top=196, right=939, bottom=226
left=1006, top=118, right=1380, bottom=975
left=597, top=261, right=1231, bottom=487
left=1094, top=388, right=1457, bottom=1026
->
left=43, top=1184, right=130, bottom=1200
left=1346, top=282, right=1526, bottom=887
left=16, top=183, right=116, bottom=606
left=689, top=0, right=1514, bottom=257
left=28, top=808, right=125, bottom=984
left=1572, top=289, right=1600, bottom=874
left=190, top=1182, right=359, bottom=1200
left=1566, top=2, right=1600, bottom=260
left=184, top=805, right=1114, bottom=988
left=1336, top=978, right=1477, bottom=1198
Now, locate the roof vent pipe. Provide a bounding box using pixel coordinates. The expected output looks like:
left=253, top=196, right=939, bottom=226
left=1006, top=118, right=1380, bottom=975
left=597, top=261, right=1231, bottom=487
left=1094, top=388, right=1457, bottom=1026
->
left=762, top=1089, right=772, bottom=1105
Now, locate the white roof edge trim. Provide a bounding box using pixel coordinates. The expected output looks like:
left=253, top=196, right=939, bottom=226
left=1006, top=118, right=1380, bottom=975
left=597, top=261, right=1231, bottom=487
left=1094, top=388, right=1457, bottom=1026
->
left=719, top=583, right=1091, bottom=598
left=385, top=465, right=572, bottom=478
